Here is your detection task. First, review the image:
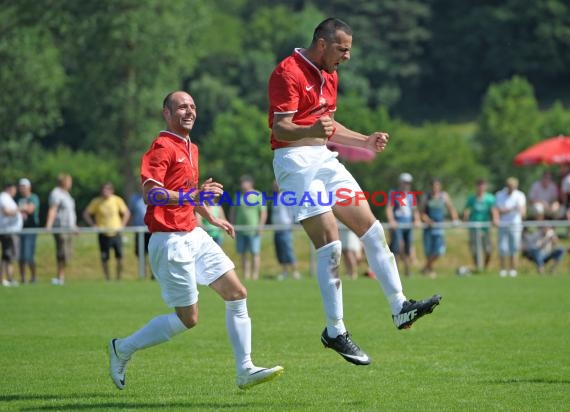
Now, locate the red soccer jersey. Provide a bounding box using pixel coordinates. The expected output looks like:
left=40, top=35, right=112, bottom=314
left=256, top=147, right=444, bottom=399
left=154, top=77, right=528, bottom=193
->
left=268, top=48, right=338, bottom=150
left=140, top=130, right=199, bottom=232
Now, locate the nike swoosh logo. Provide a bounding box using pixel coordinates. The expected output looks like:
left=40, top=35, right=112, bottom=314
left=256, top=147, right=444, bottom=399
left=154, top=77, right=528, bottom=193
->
left=305, top=84, right=315, bottom=91
left=249, top=368, right=268, bottom=376
left=177, top=158, right=185, bottom=162
left=112, top=339, right=120, bottom=356
left=339, top=352, right=370, bottom=362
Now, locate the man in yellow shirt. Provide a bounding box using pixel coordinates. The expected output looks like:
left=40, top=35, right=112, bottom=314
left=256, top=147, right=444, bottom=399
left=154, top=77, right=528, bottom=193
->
left=83, top=183, right=130, bottom=280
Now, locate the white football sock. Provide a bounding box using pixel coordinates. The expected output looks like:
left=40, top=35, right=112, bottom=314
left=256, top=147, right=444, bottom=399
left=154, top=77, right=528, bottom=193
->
left=226, top=299, right=254, bottom=373
left=316, top=241, right=346, bottom=337
left=360, top=220, right=407, bottom=315
left=117, top=313, right=187, bottom=359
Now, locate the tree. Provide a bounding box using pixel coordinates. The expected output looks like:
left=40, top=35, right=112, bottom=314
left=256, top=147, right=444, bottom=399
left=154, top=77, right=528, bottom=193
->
left=539, top=101, right=570, bottom=138
left=201, top=98, right=274, bottom=198
left=324, top=0, right=431, bottom=108
left=58, top=0, right=213, bottom=196
left=476, top=76, right=540, bottom=188
left=0, top=15, right=66, bottom=181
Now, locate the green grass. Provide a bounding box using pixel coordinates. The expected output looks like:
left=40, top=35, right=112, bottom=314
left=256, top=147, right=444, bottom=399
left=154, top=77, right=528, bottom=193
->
left=1, top=274, right=570, bottom=411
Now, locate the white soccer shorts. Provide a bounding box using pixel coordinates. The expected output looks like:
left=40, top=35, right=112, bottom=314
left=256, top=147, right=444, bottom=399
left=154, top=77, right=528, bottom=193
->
left=273, top=145, right=362, bottom=222
left=148, top=227, right=234, bottom=308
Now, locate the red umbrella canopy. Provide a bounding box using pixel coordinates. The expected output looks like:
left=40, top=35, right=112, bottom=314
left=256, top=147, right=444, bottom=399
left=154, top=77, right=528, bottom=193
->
left=327, top=142, right=376, bottom=163
left=513, top=136, right=570, bottom=166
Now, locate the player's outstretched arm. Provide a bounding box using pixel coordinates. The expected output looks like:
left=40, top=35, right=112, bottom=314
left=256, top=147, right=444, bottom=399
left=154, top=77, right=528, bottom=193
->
left=331, top=120, right=389, bottom=153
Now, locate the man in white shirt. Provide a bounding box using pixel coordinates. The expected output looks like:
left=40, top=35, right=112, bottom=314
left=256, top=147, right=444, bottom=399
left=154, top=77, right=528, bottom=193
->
left=0, top=183, right=23, bottom=287
left=528, top=171, right=559, bottom=218
left=493, top=177, right=526, bottom=278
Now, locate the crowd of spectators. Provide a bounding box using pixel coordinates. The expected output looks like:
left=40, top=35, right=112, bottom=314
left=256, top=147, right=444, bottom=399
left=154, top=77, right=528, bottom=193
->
left=1, top=166, right=569, bottom=286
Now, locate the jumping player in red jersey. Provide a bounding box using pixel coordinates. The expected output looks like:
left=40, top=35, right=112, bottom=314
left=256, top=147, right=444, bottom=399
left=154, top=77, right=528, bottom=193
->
left=108, top=91, right=283, bottom=390
left=268, top=18, right=442, bottom=365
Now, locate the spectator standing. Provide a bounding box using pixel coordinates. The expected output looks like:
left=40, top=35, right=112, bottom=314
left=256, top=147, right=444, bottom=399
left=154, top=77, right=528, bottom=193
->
left=493, top=177, right=526, bottom=278
left=271, top=182, right=300, bottom=280
left=528, top=171, right=559, bottom=218
left=463, top=179, right=496, bottom=271
left=522, top=226, right=565, bottom=274
left=46, top=174, right=77, bottom=285
left=0, top=183, right=23, bottom=287
left=420, top=179, right=459, bottom=278
left=231, top=175, right=267, bottom=280
left=84, top=183, right=130, bottom=281
left=128, top=190, right=151, bottom=278
left=386, top=173, right=422, bottom=277
left=16, top=178, right=40, bottom=284
left=337, top=221, right=362, bottom=280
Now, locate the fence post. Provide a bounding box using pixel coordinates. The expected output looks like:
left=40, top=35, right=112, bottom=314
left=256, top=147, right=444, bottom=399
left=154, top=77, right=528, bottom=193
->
left=136, top=229, right=146, bottom=279
left=475, top=226, right=483, bottom=271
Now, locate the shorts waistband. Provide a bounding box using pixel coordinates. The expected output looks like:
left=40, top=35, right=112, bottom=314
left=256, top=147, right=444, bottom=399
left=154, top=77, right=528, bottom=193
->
left=274, top=145, right=329, bottom=155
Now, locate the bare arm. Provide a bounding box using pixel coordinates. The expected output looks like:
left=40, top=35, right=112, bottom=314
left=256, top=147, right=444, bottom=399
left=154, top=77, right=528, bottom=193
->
left=385, top=204, right=397, bottom=228
left=463, top=206, right=470, bottom=221
left=331, top=120, right=390, bottom=153
left=20, top=201, right=35, bottom=215
left=491, top=206, right=500, bottom=226
left=83, top=209, right=96, bottom=227
left=259, top=208, right=268, bottom=234
left=120, top=208, right=131, bottom=228
left=46, top=205, right=57, bottom=229
left=142, top=178, right=223, bottom=206
left=413, top=208, right=422, bottom=228
left=272, top=113, right=333, bottom=142
left=330, top=121, right=368, bottom=147
left=444, top=194, right=459, bottom=221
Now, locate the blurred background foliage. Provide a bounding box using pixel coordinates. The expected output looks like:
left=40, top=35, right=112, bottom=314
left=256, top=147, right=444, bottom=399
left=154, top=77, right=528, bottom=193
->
left=1, top=0, right=569, bottom=220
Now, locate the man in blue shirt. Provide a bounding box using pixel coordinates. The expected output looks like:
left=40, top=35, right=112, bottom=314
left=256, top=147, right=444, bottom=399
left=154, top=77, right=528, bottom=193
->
left=463, top=179, right=496, bottom=271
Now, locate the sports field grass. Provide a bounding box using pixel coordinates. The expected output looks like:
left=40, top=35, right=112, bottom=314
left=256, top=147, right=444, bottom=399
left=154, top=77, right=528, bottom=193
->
left=1, top=274, right=569, bottom=411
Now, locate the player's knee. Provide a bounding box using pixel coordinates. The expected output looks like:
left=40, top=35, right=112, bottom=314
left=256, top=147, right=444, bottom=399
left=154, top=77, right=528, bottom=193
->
left=178, top=311, right=198, bottom=329
left=228, top=285, right=247, bottom=301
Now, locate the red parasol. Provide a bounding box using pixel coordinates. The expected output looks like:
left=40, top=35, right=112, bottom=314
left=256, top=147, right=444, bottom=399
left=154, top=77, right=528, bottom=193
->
left=513, top=135, right=570, bottom=166
left=327, top=141, right=376, bottom=163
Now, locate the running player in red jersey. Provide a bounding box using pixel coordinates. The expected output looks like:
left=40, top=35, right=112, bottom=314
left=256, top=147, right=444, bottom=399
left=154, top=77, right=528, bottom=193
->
left=268, top=18, right=442, bottom=365
left=108, top=91, right=283, bottom=390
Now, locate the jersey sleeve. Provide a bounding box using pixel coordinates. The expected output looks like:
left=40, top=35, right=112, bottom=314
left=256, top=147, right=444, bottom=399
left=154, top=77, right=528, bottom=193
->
left=141, top=143, right=170, bottom=186
left=48, top=190, right=59, bottom=207
left=269, top=71, right=299, bottom=115
left=117, top=197, right=129, bottom=214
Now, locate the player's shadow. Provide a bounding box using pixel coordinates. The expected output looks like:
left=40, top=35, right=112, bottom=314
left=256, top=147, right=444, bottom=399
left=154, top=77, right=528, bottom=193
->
left=2, top=393, right=315, bottom=411
left=0, top=393, right=103, bottom=402
left=20, top=402, right=275, bottom=410
left=485, top=378, right=570, bottom=385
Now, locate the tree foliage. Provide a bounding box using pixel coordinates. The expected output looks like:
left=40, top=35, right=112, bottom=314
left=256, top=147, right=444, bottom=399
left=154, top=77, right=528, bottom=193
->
left=1, top=0, right=569, bottom=215
left=476, top=76, right=541, bottom=188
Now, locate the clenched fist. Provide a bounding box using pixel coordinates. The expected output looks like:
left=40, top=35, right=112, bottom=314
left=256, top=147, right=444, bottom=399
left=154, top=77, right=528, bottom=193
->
left=310, top=115, right=335, bottom=138
left=365, top=132, right=389, bottom=152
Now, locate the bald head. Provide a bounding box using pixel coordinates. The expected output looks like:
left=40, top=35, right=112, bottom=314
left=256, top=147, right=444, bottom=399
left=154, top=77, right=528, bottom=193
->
left=162, top=91, right=197, bottom=136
